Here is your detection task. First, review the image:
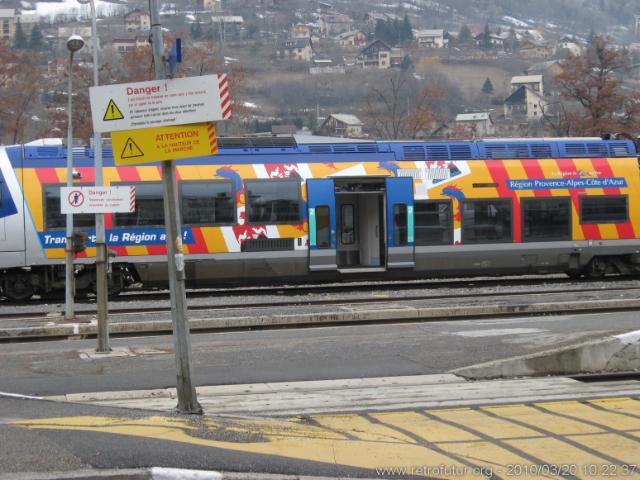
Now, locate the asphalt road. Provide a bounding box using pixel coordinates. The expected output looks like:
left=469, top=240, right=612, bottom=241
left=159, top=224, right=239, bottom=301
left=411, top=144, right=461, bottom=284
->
left=1, top=311, right=639, bottom=478
left=1, top=310, right=638, bottom=396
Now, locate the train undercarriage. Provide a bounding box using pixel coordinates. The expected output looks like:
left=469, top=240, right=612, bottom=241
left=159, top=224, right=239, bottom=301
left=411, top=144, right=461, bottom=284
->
left=2, top=253, right=640, bottom=302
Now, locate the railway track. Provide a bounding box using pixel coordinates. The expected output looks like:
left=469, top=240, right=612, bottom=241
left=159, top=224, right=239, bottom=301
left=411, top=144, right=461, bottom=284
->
left=3, top=274, right=639, bottom=308
left=2, top=279, right=640, bottom=322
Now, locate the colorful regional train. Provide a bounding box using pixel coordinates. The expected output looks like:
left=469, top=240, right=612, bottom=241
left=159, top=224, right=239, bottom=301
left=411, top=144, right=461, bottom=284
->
left=0, top=135, right=639, bottom=300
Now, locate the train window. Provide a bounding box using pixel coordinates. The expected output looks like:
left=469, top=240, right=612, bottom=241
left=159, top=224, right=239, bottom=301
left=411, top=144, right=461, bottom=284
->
left=341, top=204, right=355, bottom=245
left=43, top=184, right=95, bottom=230
left=181, top=181, right=235, bottom=226
left=113, top=183, right=164, bottom=227
left=580, top=196, right=628, bottom=224
left=522, top=198, right=571, bottom=242
left=245, top=179, right=301, bottom=224
left=462, top=199, right=512, bottom=243
left=414, top=200, right=452, bottom=245
left=393, top=204, right=408, bottom=246
left=315, top=206, right=330, bottom=248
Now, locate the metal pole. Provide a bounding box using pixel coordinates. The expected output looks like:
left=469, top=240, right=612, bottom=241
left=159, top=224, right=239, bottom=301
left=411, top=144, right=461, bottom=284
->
left=150, top=0, right=201, bottom=414
left=65, top=51, right=75, bottom=321
left=86, top=0, right=111, bottom=353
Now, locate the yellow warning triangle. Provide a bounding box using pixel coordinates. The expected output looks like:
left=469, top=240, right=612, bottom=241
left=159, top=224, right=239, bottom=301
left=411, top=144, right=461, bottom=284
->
left=103, top=99, right=124, bottom=121
left=121, top=138, right=144, bottom=159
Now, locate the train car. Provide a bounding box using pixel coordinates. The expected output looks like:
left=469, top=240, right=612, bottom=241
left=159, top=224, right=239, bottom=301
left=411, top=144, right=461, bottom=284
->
left=1, top=135, right=639, bottom=300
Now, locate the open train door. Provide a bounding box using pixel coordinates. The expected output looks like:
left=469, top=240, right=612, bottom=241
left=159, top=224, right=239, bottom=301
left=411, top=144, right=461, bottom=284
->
left=307, top=179, right=337, bottom=271
left=385, top=177, right=415, bottom=269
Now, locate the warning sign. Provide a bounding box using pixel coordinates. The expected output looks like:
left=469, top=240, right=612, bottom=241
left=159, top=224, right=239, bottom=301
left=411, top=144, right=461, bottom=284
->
left=103, top=99, right=125, bottom=121
left=89, top=74, right=231, bottom=133
left=121, top=138, right=144, bottom=159
left=111, top=122, right=218, bottom=165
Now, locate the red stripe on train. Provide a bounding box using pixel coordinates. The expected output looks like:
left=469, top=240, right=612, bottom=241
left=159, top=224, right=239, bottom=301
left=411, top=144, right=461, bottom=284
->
left=590, top=157, right=635, bottom=239
left=486, top=160, right=521, bottom=243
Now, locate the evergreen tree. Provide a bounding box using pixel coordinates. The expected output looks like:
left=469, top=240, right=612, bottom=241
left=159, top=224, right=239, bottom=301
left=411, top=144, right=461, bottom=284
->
left=399, top=54, right=413, bottom=71
left=458, top=24, right=472, bottom=44
left=13, top=19, right=27, bottom=49
left=401, top=15, right=413, bottom=43
left=392, top=19, right=401, bottom=44
left=190, top=21, right=203, bottom=40
left=482, top=77, right=494, bottom=94
left=28, top=23, right=44, bottom=50
left=482, top=24, right=492, bottom=49
left=374, top=19, right=387, bottom=42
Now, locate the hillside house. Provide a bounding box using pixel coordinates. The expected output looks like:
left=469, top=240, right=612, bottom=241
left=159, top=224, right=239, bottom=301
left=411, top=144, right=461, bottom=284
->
left=518, top=39, right=552, bottom=58
left=318, top=14, right=353, bottom=36
left=112, top=37, right=148, bottom=55
left=291, top=23, right=320, bottom=39
left=526, top=60, right=563, bottom=78
left=503, top=86, right=548, bottom=120
left=454, top=113, right=495, bottom=137
left=414, top=29, right=445, bottom=48
left=363, top=12, right=401, bottom=29
left=276, top=37, right=313, bottom=61
left=335, top=30, right=367, bottom=47
left=510, top=75, right=544, bottom=95
left=357, top=40, right=398, bottom=69
left=211, top=15, right=244, bottom=41
left=200, top=0, right=224, bottom=11
left=556, top=36, right=584, bottom=56
left=124, top=9, right=150, bottom=32
left=0, top=9, right=15, bottom=40
left=320, top=114, right=364, bottom=138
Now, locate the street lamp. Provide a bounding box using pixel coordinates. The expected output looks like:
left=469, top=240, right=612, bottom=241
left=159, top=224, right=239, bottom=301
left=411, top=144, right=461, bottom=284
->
left=77, top=0, right=110, bottom=352
left=64, top=34, right=84, bottom=321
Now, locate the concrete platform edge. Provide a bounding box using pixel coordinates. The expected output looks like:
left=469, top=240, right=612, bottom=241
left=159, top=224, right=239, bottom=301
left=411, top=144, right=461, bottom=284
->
left=3, top=297, right=640, bottom=339
left=453, top=329, right=640, bottom=379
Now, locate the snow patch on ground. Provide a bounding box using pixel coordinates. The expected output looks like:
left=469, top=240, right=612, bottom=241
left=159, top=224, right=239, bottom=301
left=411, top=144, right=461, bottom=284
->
left=502, top=16, right=530, bottom=28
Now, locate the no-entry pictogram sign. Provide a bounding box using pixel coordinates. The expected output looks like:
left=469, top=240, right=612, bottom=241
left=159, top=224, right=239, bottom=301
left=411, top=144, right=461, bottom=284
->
left=60, top=186, right=136, bottom=214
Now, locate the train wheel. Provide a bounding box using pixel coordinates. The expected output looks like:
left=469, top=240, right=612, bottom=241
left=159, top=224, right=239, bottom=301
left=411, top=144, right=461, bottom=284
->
left=4, top=276, right=34, bottom=301
left=586, top=257, right=608, bottom=279
left=89, top=270, right=124, bottom=297
left=565, top=271, right=583, bottom=280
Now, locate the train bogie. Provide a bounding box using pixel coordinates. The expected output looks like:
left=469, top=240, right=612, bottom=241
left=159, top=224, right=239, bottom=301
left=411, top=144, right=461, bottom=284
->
left=1, top=136, right=640, bottom=301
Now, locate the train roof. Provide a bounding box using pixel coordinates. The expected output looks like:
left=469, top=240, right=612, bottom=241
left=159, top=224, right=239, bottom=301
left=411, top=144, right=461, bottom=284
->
left=10, top=136, right=638, bottom=165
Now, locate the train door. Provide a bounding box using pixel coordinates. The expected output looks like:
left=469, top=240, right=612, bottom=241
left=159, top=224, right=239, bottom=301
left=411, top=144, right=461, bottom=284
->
left=335, top=178, right=386, bottom=270
left=386, top=177, right=415, bottom=269
left=0, top=147, right=25, bottom=257
left=0, top=171, right=5, bottom=244
left=307, top=179, right=337, bottom=271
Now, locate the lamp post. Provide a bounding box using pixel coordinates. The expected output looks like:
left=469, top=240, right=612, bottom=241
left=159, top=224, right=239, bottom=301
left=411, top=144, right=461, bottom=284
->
left=64, top=34, right=84, bottom=321
left=77, top=0, right=110, bottom=352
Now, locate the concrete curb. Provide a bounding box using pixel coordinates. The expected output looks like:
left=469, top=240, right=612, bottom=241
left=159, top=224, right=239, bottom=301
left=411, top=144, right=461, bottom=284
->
left=453, top=329, right=640, bottom=379
left=3, top=298, right=640, bottom=339
left=0, top=469, right=371, bottom=480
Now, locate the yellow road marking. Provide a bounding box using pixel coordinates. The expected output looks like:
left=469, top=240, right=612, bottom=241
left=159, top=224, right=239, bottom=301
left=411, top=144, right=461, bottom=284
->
left=428, top=407, right=541, bottom=440
left=567, top=433, right=640, bottom=466
left=13, top=398, right=640, bottom=479
left=536, top=400, right=640, bottom=430
left=482, top=404, right=604, bottom=435
left=368, top=411, right=480, bottom=443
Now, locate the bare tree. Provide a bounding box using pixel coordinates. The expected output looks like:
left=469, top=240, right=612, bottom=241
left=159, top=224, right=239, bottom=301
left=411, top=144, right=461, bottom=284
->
left=0, top=44, right=50, bottom=144
left=552, top=36, right=640, bottom=136
left=365, top=71, right=448, bottom=139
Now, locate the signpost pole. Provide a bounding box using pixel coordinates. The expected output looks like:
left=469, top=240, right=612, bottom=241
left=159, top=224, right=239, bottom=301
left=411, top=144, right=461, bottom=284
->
left=84, top=0, right=111, bottom=353
left=150, top=0, right=201, bottom=414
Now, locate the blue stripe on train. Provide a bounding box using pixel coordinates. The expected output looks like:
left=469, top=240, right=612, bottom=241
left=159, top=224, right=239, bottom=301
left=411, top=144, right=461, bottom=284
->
left=38, top=227, right=195, bottom=248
